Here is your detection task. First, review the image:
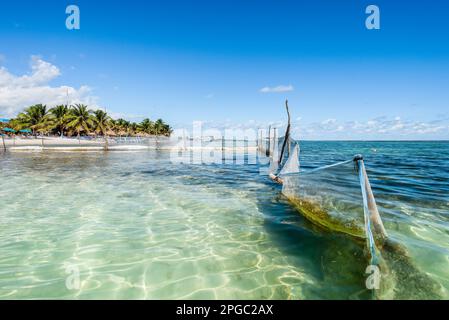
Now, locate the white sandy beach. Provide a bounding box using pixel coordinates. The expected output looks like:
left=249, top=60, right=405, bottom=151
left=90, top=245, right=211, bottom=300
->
left=1, top=136, right=258, bottom=152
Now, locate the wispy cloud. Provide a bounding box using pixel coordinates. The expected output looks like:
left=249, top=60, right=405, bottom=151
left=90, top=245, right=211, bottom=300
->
left=108, top=112, right=146, bottom=121
left=293, top=116, right=449, bottom=140
left=0, top=56, right=98, bottom=116
left=174, top=115, right=449, bottom=140
left=259, top=84, right=294, bottom=93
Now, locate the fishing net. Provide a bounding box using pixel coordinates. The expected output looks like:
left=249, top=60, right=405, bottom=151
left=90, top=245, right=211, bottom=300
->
left=260, top=117, right=444, bottom=298
left=264, top=135, right=387, bottom=268
left=281, top=156, right=367, bottom=239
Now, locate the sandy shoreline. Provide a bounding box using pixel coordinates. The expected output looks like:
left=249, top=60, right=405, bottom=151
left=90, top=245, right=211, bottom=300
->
left=1, top=137, right=258, bottom=152
left=2, top=136, right=140, bottom=146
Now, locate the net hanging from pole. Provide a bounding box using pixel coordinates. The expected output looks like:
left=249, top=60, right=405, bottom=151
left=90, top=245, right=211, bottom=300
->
left=262, top=133, right=387, bottom=266
left=258, top=100, right=445, bottom=299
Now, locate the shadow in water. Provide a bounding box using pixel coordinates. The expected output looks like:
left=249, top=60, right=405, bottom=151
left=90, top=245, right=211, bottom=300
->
left=255, top=182, right=373, bottom=300
left=379, top=239, right=444, bottom=299
left=257, top=181, right=445, bottom=300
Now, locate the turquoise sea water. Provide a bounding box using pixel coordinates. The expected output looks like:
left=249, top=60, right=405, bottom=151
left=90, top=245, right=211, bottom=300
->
left=0, top=141, right=448, bottom=299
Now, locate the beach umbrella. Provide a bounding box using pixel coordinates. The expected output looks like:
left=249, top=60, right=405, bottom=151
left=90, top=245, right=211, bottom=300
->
left=2, top=127, right=16, bottom=133
left=19, top=129, right=32, bottom=133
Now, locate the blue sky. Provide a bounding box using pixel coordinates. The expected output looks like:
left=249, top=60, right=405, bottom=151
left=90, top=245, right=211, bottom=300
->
left=1, top=0, right=448, bottom=139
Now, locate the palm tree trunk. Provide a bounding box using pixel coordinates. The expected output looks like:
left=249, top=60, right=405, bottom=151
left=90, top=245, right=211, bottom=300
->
left=2, top=134, right=6, bottom=151
left=104, top=135, right=109, bottom=151
left=78, top=132, right=80, bottom=144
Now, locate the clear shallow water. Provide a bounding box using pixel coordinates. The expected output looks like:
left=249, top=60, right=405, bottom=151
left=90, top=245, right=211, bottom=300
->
left=0, top=141, right=448, bottom=299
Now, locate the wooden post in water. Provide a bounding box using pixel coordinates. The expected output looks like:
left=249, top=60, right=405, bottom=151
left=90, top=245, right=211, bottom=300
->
left=221, top=135, right=225, bottom=163
left=267, top=125, right=271, bottom=157
left=256, top=129, right=260, bottom=151
left=359, top=158, right=388, bottom=240
left=255, top=129, right=259, bottom=149
left=273, top=127, right=277, bottom=158
left=233, top=136, right=236, bottom=164
left=244, top=136, right=248, bottom=164
left=279, top=100, right=291, bottom=164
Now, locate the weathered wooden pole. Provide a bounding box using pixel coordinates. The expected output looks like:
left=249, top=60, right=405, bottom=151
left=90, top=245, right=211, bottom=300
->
left=272, top=127, right=277, bottom=158
left=255, top=129, right=259, bottom=148
left=267, top=125, right=271, bottom=157
left=221, top=135, right=225, bottom=163
left=356, top=156, right=388, bottom=241
left=279, top=99, right=291, bottom=164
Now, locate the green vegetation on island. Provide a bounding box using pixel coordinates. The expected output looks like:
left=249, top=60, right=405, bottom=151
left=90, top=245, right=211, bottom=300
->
left=1, top=104, right=172, bottom=138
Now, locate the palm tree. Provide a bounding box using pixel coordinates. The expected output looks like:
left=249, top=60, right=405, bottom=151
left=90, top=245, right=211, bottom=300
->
left=16, top=104, right=51, bottom=135
left=92, top=109, right=111, bottom=150
left=92, top=110, right=111, bottom=135
left=130, top=122, right=138, bottom=136
left=9, top=103, right=172, bottom=146
left=50, top=105, right=70, bottom=137
left=163, top=123, right=172, bottom=136
left=139, top=118, right=153, bottom=135
left=115, top=119, right=129, bottom=137
left=66, top=104, right=93, bottom=143
left=156, top=119, right=171, bottom=136
left=154, top=119, right=164, bottom=136
left=109, top=119, right=120, bottom=136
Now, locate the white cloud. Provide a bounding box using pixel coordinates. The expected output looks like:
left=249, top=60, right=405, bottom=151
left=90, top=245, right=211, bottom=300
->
left=0, top=56, right=98, bottom=117
left=259, top=84, right=294, bottom=93
left=296, top=116, right=449, bottom=140
left=321, top=118, right=337, bottom=125
left=108, top=112, right=146, bottom=121
left=173, top=114, right=449, bottom=140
